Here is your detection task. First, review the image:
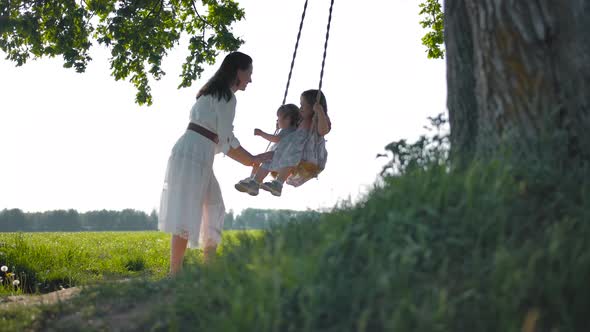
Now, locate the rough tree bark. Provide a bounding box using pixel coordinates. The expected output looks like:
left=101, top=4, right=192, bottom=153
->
left=445, top=1, right=590, bottom=163
left=444, top=0, right=478, bottom=164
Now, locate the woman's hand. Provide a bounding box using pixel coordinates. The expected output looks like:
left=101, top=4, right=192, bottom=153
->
left=254, top=128, right=263, bottom=136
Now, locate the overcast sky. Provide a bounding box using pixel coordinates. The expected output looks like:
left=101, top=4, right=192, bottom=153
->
left=0, top=0, right=446, bottom=214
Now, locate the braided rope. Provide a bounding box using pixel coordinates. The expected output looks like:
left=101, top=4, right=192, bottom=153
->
left=282, top=0, right=309, bottom=106
left=311, top=0, right=335, bottom=132
left=265, top=0, right=309, bottom=152
left=316, top=0, right=334, bottom=103
left=265, top=0, right=335, bottom=153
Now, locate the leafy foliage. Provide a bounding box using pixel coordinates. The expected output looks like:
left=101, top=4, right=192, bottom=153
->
left=225, top=208, right=321, bottom=230
left=379, top=112, right=449, bottom=176
left=1, top=0, right=446, bottom=105
left=418, top=0, right=444, bottom=59
left=0, top=0, right=245, bottom=105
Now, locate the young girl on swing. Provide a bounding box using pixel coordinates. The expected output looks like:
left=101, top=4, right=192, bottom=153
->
left=235, top=89, right=331, bottom=197
left=234, top=103, right=301, bottom=195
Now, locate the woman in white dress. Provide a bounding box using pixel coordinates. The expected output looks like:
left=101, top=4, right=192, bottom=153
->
left=158, top=52, right=271, bottom=275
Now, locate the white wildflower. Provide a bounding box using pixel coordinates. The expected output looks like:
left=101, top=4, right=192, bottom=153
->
left=0, top=265, right=7, bottom=272
left=13, top=280, right=19, bottom=286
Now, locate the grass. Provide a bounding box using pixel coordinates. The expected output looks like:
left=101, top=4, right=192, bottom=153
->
left=0, top=230, right=260, bottom=297
left=0, top=232, right=168, bottom=295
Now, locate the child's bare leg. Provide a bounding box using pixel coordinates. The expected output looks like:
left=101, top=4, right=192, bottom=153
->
left=253, top=167, right=271, bottom=183
left=275, top=167, right=293, bottom=183
left=260, top=167, right=292, bottom=196
left=250, top=163, right=260, bottom=178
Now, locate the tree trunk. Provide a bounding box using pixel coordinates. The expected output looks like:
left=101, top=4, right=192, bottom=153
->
left=446, top=1, right=590, bottom=163
left=444, top=0, right=478, bottom=164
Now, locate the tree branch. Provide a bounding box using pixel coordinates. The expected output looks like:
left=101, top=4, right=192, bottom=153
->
left=191, top=0, right=212, bottom=27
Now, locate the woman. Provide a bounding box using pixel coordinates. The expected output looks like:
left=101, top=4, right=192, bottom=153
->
left=158, top=52, right=271, bottom=275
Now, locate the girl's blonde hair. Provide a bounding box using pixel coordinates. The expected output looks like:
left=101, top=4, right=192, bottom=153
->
left=277, top=103, right=301, bottom=127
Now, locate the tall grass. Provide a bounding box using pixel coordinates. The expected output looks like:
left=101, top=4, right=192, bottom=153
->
left=0, top=232, right=177, bottom=296
left=24, top=155, right=585, bottom=331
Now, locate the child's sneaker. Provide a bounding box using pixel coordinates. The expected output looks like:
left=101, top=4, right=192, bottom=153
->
left=234, top=178, right=259, bottom=196
left=260, top=180, right=283, bottom=197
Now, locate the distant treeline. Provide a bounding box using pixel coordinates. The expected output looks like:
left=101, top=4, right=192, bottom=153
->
left=0, top=208, right=320, bottom=232
left=225, top=208, right=321, bottom=230
left=0, top=209, right=158, bottom=232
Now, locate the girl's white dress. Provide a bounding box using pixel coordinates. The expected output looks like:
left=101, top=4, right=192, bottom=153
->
left=158, top=93, right=240, bottom=249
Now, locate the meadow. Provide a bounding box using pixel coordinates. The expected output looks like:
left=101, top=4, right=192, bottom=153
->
left=0, top=231, right=261, bottom=296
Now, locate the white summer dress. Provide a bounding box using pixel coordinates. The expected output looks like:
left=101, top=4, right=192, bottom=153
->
left=158, top=93, right=240, bottom=249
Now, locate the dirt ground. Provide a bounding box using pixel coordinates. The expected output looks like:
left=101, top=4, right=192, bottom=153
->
left=0, top=286, right=82, bottom=309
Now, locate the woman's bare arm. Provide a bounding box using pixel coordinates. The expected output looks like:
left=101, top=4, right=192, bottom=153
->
left=226, top=146, right=273, bottom=166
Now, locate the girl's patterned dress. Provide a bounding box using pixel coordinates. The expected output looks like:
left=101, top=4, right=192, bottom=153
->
left=258, top=126, right=296, bottom=169
left=262, top=125, right=328, bottom=187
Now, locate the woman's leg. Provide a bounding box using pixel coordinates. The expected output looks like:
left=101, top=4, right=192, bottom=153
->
left=201, top=172, right=225, bottom=264
left=203, top=243, right=217, bottom=264
left=170, top=234, right=188, bottom=275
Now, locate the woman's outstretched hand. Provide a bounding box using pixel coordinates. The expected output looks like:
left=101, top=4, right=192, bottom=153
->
left=254, top=128, right=263, bottom=136
left=227, top=147, right=273, bottom=166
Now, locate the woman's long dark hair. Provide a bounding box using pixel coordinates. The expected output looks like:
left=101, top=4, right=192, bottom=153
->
left=198, top=52, right=252, bottom=102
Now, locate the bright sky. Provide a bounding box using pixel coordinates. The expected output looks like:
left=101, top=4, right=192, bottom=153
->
left=0, top=0, right=446, bottom=215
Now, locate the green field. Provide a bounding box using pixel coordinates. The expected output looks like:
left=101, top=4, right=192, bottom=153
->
left=0, top=231, right=260, bottom=296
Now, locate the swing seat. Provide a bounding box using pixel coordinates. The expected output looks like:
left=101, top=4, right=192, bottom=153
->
left=270, top=160, right=323, bottom=187
left=286, top=160, right=323, bottom=187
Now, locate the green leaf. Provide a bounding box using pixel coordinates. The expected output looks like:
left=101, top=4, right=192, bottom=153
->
left=418, top=0, right=444, bottom=59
